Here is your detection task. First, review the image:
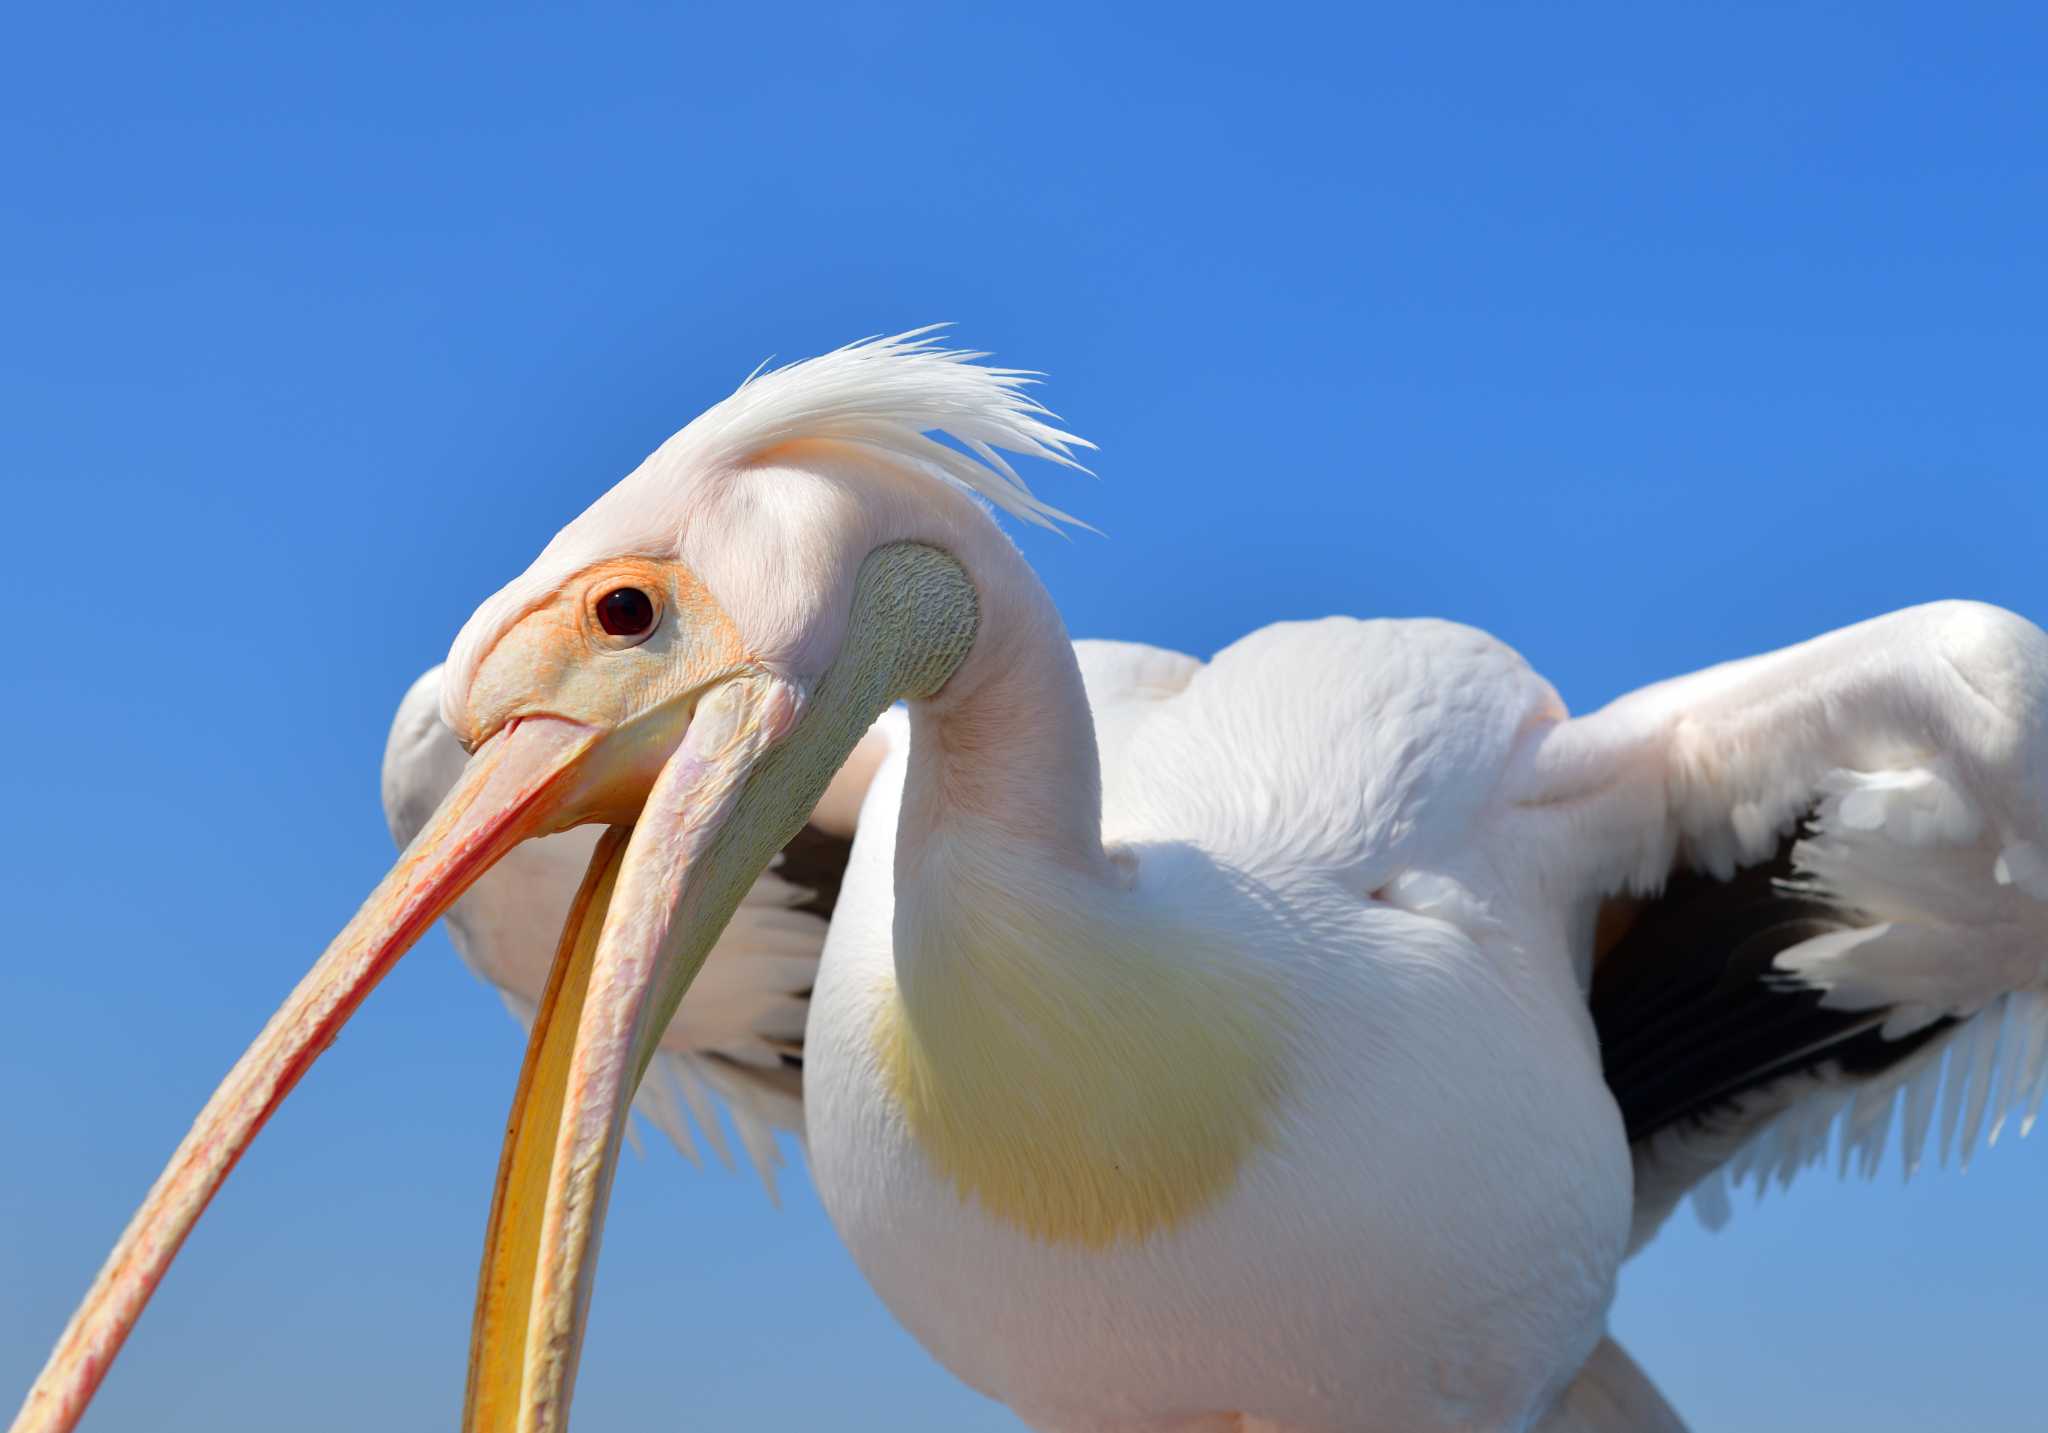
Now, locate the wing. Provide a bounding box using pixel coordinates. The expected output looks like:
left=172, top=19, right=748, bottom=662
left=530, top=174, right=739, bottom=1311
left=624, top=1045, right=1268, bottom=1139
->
left=1070, top=636, right=1205, bottom=757
left=381, top=665, right=899, bottom=1191
left=1501, top=601, right=2048, bottom=1249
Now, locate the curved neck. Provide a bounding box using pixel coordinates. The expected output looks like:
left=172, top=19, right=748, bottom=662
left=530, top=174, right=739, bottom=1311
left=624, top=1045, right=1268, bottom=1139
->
left=895, top=517, right=1110, bottom=891
left=869, top=533, right=1293, bottom=1250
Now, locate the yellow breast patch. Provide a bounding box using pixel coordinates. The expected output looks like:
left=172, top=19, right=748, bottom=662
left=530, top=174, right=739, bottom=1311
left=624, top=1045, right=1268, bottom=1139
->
left=872, top=917, right=1291, bottom=1250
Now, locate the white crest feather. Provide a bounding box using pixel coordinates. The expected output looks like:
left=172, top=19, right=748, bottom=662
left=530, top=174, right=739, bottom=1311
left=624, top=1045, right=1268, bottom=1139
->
left=653, top=326, right=1093, bottom=530
left=440, top=328, right=1094, bottom=724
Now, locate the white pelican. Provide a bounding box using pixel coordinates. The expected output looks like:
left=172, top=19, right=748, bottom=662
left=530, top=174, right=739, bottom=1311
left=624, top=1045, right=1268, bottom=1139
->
left=16, top=331, right=2048, bottom=1433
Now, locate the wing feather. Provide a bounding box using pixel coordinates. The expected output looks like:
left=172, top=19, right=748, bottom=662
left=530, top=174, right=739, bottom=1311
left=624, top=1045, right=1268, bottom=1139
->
left=1506, top=601, right=2048, bottom=1248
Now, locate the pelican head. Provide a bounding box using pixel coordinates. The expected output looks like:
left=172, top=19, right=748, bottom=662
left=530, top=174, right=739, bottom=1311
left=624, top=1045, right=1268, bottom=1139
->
left=20, top=330, right=1086, bottom=1433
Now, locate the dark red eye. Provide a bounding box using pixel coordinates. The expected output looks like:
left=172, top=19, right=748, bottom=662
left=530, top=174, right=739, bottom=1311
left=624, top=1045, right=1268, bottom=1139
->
left=595, top=586, right=656, bottom=638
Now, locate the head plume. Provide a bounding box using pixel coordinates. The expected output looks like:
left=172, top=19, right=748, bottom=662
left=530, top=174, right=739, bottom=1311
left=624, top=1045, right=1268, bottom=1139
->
left=441, top=328, right=1091, bottom=727
left=651, top=326, right=1091, bottom=530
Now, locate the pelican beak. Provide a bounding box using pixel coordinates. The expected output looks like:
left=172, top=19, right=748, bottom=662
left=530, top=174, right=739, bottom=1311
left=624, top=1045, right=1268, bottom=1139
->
left=459, top=531, right=985, bottom=1432
left=458, top=544, right=976, bottom=1433
left=462, top=673, right=808, bottom=1432
left=17, top=542, right=974, bottom=1433
left=13, top=712, right=605, bottom=1433
left=13, top=666, right=808, bottom=1433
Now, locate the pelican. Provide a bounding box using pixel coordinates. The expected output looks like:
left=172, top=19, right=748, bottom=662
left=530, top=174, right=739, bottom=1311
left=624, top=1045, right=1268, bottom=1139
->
left=17, top=331, right=2048, bottom=1433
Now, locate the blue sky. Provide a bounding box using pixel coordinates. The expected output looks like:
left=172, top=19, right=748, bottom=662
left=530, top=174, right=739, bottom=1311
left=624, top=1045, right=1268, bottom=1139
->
left=4, top=4, right=2045, bottom=1429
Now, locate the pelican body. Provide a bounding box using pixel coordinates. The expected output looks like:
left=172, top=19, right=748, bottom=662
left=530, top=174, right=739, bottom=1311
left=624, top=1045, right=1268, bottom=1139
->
left=18, top=333, right=2048, bottom=1433
left=810, top=620, right=1631, bottom=1432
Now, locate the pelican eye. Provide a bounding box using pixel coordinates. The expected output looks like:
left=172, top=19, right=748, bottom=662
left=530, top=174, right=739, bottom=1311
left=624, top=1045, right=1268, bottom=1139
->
left=594, top=586, right=657, bottom=640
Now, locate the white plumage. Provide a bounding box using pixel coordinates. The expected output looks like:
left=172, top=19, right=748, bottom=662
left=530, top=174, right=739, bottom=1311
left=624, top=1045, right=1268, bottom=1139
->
left=29, top=332, right=2048, bottom=1433
left=382, top=337, right=2048, bottom=1431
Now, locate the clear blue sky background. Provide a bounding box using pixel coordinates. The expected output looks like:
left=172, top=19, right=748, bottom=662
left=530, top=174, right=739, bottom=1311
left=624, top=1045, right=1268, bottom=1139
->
left=4, top=4, right=2045, bottom=1430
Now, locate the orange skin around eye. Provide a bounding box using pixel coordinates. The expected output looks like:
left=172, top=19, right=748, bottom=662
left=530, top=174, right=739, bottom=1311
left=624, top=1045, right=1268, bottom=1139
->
left=458, top=557, right=755, bottom=760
